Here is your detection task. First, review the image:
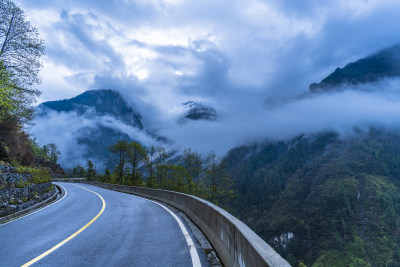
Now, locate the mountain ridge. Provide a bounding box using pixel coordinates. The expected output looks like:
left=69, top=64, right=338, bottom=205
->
left=310, top=45, right=400, bottom=92
left=38, top=89, right=144, bottom=129
left=34, top=89, right=159, bottom=169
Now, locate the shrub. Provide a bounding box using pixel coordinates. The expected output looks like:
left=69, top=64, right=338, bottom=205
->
left=15, top=166, right=51, bottom=184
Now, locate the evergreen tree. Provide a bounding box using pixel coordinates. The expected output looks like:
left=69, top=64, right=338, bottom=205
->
left=104, top=168, right=111, bottom=182
left=86, top=159, right=96, bottom=180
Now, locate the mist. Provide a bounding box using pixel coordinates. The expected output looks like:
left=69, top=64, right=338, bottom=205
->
left=154, top=79, right=400, bottom=154
left=14, top=0, right=400, bottom=166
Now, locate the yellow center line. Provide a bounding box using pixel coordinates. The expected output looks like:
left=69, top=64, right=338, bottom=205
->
left=21, top=185, right=106, bottom=267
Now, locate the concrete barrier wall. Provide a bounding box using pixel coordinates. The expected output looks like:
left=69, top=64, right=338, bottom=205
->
left=52, top=178, right=87, bottom=182
left=89, top=182, right=290, bottom=267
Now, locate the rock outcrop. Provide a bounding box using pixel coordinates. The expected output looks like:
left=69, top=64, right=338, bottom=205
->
left=0, top=166, right=54, bottom=217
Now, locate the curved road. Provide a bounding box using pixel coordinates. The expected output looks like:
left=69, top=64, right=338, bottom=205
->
left=0, top=183, right=211, bottom=266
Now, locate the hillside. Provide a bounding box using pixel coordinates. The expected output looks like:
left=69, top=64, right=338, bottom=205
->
left=310, top=45, right=400, bottom=92
left=34, top=89, right=162, bottom=169
left=224, top=129, right=400, bottom=266
left=39, top=89, right=143, bottom=129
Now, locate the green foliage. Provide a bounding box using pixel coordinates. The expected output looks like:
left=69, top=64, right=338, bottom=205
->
left=102, top=141, right=236, bottom=209
left=224, top=129, right=400, bottom=266
left=43, top=185, right=53, bottom=193
left=15, top=166, right=51, bottom=184
left=0, top=180, right=5, bottom=190
left=108, top=140, right=129, bottom=184
left=0, top=67, right=30, bottom=123
left=30, top=139, right=61, bottom=165
left=15, top=179, right=30, bottom=188
left=127, top=141, right=147, bottom=186
left=47, top=144, right=60, bottom=164
left=98, top=168, right=111, bottom=182
left=72, top=165, right=86, bottom=177
left=313, top=237, right=371, bottom=267
left=146, top=146, right=156, bottom=188
left=86, top=160, right=96, bottom=180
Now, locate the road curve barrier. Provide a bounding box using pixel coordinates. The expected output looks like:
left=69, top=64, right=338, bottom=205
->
left=88, top=181, right=290, bottom=267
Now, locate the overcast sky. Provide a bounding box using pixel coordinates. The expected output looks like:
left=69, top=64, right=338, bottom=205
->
left=15, top=0, right=400, bottom=157
left=15, top=0, right=400, bottom=102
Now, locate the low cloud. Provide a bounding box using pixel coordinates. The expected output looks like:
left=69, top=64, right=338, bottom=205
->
left=14, top=0, right=400, bottom=164
left=159, top=79, right=400, bottom=155
left=31, top=108, right=165, bottom=169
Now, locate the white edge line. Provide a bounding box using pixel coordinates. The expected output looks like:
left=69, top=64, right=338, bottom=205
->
left=146, top=198, right=202, bottom=267
left=0, top=184, right=68, bottom=227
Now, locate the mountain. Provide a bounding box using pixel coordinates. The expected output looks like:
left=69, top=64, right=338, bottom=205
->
left=179, top=101, right=217, bottom=123
left=34, top=89, right=162, bottom=169
left=310, top=45, right=400, bottom=92
left=223, top=129, right=400, bottom=266
left=39, top=89, right=143, bottom=129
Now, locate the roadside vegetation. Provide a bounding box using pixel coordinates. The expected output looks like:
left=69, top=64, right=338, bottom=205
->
left=0, top=0, right=62, bottom=181
left=71, top=141, right=235, bottom=210
left=224, top=130, right=400, bottom=266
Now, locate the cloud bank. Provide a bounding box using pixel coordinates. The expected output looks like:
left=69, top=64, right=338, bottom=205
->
left=13, top=0, right=400, bottom=161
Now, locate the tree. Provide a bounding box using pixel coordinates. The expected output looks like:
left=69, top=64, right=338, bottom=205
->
left=127, top=141, right=146, bottom=186
left=192, top=151, right=203, bottom=194
left=72, top=165, right=86, bottom=177
left=48, top=143, right=60, bottom=164
left=109, top=140, right=129, bottom=184
left=104, top=168, right=111, bottom=182
left=155, top=146, right=168, bottom=189
left=146, top=146, right=156, bottom=188
left=166, top=164, right=188, bottom=192
left=86, top=159, right=96, bottom=180
left=183, top=148, right=200, bottom=194
left=204, top=151, right=232, bottom=204
left=0, top=0, right=44, bottom=94
left=205, top=151, right=218, bottom=202
left=0, top=63, right=32, bottom=127
left=0, top=1, right=44, bottom=165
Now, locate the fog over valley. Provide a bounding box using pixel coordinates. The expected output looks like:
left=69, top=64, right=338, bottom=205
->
left=4, top=1, right=400, bottom=266
left=13, top=0, right=400, bottom=166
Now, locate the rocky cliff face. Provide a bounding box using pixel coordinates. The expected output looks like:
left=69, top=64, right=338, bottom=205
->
left=310, top=45, right=400, bottom=92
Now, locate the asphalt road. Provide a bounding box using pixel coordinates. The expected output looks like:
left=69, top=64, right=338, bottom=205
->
left=0, top=183, right=211, bottom=267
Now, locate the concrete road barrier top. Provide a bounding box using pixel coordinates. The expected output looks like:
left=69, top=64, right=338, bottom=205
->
left=89, top=182, right=291, bottom=267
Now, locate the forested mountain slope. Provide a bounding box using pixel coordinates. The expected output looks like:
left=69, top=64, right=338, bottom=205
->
left=224, top=129, right=400, bottom=266
left=310, top=45, right=400, bottom=92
